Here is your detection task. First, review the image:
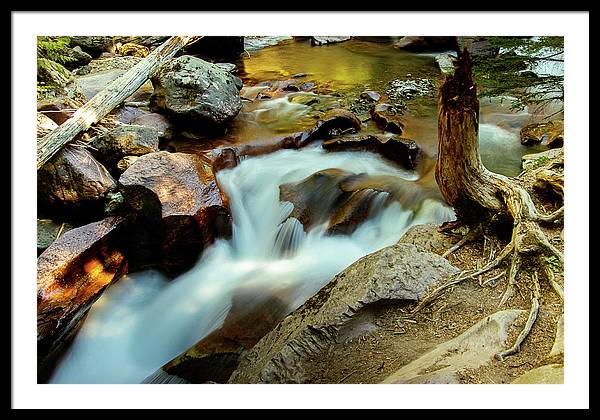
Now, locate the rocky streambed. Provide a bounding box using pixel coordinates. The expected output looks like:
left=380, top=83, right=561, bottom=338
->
left=37, top=36, right=564, bottom=384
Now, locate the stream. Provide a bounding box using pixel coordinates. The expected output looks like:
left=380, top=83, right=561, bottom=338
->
left=50, top=37, right=552, bottom=383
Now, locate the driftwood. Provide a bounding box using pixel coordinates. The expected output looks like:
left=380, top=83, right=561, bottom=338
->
left=37, top=36, right=198, bottom=170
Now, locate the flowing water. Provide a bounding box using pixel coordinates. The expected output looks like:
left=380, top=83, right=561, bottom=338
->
left=50, top=37, right=554, bottom=383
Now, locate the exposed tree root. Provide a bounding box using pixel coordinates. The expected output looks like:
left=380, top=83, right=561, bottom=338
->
left=441, top=223, right=484, bottom=259
left=496, top=272, right=541, bottom=361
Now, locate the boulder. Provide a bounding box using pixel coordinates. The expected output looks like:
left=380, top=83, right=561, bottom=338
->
left=150, top=55, right=243, bottom=129
left=38, top=147, right=117, bottom=217
left=322, top=134, right=422, bottom=170
left=435, top=53, right=457, bottom=75
left=90, top=125, right=160, bottom=167
left=228, top=243, right=459, bottom=383
left=37, top=58, right=86, bottom=104
left=118, top=151, right=232, bottom=274
left=69, top=36, right=116, bottom=57
left=520, top=120, right=564, bottom=147
left=130, top=112, right=174, bottom=139
left=382, top=309, right=525, bottom=383
left=296, top=108, right=362, bottom=147
left=37, top=215, right=128, bottom=382
left=311, top=36, right=351, bottom=46
left=393, top=36, right=457, bottom=52
left=398, top=223, right=458, bottom=255
left=62, top=46, right=93, bottom=70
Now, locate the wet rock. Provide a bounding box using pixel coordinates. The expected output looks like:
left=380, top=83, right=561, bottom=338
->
left=521, top=147, right=563, bottom=171
left=38, top=147, right=117, bottom=217
left=370, top=103, right=405, bottom=134
left=129, top=112, right=173, bottom=139
left=118, top=151, right=232, bottom=274
left=228, top=243, right=458, bottom=383
left=90, top=125, right=160, bottom=167
left=146, top=285, right=293, bottom=384
left=205, top=147, right=239, bottom=173
left=69, top=36, right=116, bottom=57
left=297, top=108, right=362, bottom=147
left=299, top=81, right=316, bottom=91
left=311, top=36, right=351, bottom=46
left=511, top=364, right=564, bottom=384
left=37, top=215, right=128, bottom=382
left=244, top=36, right=293, bottom=52
left=393, top=36, right=457, bottom=52
left=215, top=62, right=237, bottom=73
left=37, top=112, right=59, bottom=138
left=322, top=134, right=422, bottom=170
left=520, top=120, right=564, bottom=147
left=150, top=55, right=243, bottom=129
left=382, top=309, right=524, bottom=383
left=279, top=168, right=354, bottom=230
left=361, top=90, right=381, bottom=102
left=37, top=219, right=73, bottom=255
left=289, top=93, right=319, bottom=106
left=292, top=73, right=307, bottom=78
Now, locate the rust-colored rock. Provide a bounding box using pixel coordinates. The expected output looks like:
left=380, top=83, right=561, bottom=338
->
left=37, top=216, right=128, bottom=382
left=119, top=151, right=232, bottom=274
left=322, top=133, right=422, bottom=170
left=298, top=108, right=362, bottom=147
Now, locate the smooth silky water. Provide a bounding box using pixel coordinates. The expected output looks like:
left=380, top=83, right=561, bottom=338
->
left=50, top=38, right=552, bottom=383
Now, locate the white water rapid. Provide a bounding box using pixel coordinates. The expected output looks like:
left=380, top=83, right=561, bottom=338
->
left=50, top=145, right=455, bottom=383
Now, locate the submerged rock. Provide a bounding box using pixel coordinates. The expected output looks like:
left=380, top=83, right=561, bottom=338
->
left=228, top=243, right=458, bottom=383
left=90, top=125, right=160, bottom=167
left=322, top=133, right=422, bottom=170
left=150, top=55, right=243, bottom=130
left=37, top=215, right=128, bottom=382
left=38, top=147, right=117, bottom=218
left=118, top=151, right=232, bottom=274
left=382, top=309, right=525, bottom=384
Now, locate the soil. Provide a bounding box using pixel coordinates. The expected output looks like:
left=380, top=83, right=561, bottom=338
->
left=302, top=179, right=564, bottom=384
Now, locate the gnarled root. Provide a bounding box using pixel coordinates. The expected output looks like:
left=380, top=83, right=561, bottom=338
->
left=496, top=272, right=541, bottom=361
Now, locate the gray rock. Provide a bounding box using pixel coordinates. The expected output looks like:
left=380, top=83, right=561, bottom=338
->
left=456, top=37, right=499, bottom=56
left=63, top=46, right=93, bottom=70
left=311, top=36, right=351, bottom=46
left=150, top=55, right=243, bottom=128
left=228, top=243, right=458, bottom=383
left=69, top=36, right=115, bottom=57
left=435, top=52, right=457, bottom=75
left=215, top=62, right=237, bottom=73
left=521, top=148, right=563, bottom=171
left=37, top=219, right=73, bottom=254
left=90, top=125, right=160, bottom=166
left=383, top=309, right=524, bottom=383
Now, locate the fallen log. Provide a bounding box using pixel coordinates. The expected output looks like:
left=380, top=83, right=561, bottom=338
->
left=37, top=35, right=198, bottom=170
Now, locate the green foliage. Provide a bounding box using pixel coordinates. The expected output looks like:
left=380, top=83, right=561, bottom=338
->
left=545, top=255, right=561, bottom=272
left=472, top=37, right=564, bottom=112
left=533, top=155, right=550, bottom=168
left=37, top=36, right=75, bottom=65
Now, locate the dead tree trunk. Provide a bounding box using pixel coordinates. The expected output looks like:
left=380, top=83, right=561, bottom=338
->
left=36, top=35, right=197, bottom=170
left=417, top=49, right=564, bottom=359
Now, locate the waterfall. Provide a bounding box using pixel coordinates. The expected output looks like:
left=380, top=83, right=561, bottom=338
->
left=50, top=145, right=455, bottom=384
